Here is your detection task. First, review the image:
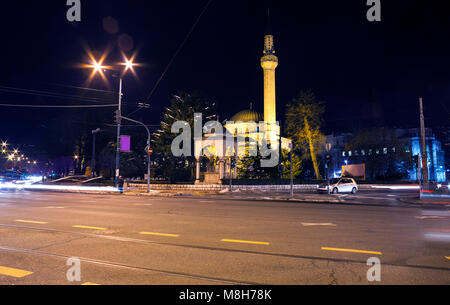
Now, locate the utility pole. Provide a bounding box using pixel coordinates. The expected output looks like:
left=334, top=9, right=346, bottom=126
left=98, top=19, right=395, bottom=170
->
left=229, top=157, right=232, bottom=192
left=289, top=142, right=293, bottom=198
left=115, top=77, right=123, bottom=187
left=91, top=128, right=101, bottom=177
left=419, top=97, right=428, bottom=184
left=325, top=143, right=332, bottom=194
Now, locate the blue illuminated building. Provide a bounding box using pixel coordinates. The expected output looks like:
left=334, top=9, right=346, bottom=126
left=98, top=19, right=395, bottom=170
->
left=325, top=128, right=447, bottom=182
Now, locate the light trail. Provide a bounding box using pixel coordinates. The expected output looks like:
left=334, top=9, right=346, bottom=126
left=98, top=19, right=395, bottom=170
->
left=0, top=182, right=118, bottom=192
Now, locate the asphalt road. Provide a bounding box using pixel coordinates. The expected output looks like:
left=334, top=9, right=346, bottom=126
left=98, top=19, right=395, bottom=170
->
left=0, top=190, right=448, bottom=285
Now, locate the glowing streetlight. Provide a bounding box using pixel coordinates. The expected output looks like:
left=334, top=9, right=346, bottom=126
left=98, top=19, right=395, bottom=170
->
left=82, top=48, right=140, bottom=187
left=93, top=61, right=104, bottom=72
left=124, top=59, right=133, bottom=70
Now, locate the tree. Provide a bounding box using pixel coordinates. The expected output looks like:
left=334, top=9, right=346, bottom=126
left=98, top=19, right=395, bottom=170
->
left=281, top=149, right=302, bottom=179
left=237, top=149, right=302, bottom=180
left=152, top=91, right=217, bottom=181
left=285, top=90, right=326, bottom=180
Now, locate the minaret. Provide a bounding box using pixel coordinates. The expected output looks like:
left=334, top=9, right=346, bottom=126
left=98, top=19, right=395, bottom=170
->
left=261, top=11, right=278, bottom=124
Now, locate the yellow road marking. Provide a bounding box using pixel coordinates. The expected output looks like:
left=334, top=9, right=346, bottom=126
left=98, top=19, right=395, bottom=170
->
left=221, top=239, right=270, bottom=246
left=321, top=247, right=382, bottom=255
left=72, top=225, right=107, bottom=230
left=81, top=282, right=101, bottom=285
left=0, top=266, right=33, bottom=278
left=15, top=219, right=48, bottom=224
left=139, top=232, right=179, bottom=237
left=301, top=222, right=336, bottom=227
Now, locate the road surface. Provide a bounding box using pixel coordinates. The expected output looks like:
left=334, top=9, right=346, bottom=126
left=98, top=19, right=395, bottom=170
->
left=0, top=190, right=448, bottom=285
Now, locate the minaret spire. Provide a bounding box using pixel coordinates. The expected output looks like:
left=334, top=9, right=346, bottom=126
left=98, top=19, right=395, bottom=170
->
left=267, top=8, right=272, bottom=35
left=261, top=7, right=278, bottom=124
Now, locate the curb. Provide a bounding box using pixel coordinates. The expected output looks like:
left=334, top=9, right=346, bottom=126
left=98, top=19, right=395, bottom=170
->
left=397, top=197, right=450, bottom=209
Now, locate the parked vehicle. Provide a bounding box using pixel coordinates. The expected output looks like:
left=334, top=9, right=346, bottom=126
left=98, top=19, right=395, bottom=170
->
left=317, top=177, right=358, bottom=194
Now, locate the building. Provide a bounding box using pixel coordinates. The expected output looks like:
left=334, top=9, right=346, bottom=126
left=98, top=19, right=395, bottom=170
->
left=194, top=22, right=291, bottom=183
left=325, top=128, right=447, bottom=182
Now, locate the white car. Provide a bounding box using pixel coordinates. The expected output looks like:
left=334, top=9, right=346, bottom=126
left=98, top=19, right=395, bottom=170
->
left=317, top=177, right=358, bottom=194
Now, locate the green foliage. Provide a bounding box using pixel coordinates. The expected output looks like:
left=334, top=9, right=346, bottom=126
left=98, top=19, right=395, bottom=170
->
left=237, top=149, right=302, bottom=179
left=237, top=155, right=276, bottom=179
left=151, top=91, right=217, bottom=181
left=281, top=149, right=302, bottom=179
left=285, top=90, right=326, bottom=179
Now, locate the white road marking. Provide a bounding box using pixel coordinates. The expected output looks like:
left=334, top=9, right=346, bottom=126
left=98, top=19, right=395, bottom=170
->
left=133, top=204, right=153, bottom=206
left=416, top=216, right=445, bottom=220
left=301, top=222, right=336, bottom=227
left=422, top=211, right=450, bottom=217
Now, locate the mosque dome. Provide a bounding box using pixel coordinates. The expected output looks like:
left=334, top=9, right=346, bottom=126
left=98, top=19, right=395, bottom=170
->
left=228, top=109, right=263, bottom=123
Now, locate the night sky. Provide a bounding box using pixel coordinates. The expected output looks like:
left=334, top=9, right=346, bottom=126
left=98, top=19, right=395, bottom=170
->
left=1, top=0, right=449, bottom=152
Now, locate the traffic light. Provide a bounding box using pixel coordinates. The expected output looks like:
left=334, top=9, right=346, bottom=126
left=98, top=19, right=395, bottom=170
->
left=325, top=153, right=332, bottom=167
left=412, top=155, right=419, bottom=167
left=114, top=110, right=121, bottom=124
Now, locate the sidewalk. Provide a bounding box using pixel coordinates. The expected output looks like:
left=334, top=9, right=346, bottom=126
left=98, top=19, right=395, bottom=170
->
left=397, top=196, right=450, bottom=209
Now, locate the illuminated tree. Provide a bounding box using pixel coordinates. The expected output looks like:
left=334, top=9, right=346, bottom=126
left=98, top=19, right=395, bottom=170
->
left=285, top=90, right=325, bottom=180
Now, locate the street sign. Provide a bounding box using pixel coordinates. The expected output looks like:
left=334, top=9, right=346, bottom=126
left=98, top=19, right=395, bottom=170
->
left=147, top=147, right=153, bottom=155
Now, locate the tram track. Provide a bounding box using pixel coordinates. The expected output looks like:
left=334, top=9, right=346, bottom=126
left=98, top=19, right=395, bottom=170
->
left=0, top=223, right=449, bottom=275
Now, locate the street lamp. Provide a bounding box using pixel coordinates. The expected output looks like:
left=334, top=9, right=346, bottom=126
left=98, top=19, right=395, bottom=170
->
left=85, top=50, right=139, bottom=187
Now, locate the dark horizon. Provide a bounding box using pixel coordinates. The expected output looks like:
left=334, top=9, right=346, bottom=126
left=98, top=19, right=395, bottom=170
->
left=1, top=1, right=449, bottom=151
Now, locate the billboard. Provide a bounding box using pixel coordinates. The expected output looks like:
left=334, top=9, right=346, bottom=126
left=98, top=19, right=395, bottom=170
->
left=342, top=164, right=366, bottom=180
left=120, top=135, right=131, bottom=152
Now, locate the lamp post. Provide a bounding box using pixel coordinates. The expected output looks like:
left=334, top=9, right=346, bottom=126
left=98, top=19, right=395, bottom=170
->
left=289, top=142, right=293, bottom=198
left=86, top=55, right=137, bottom=187
left=115, top=77, right=123, bottom=187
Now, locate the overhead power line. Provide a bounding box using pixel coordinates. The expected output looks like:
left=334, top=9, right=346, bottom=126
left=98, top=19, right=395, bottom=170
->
left=0, top=85, right=116, bottom=104
left=0, top=103, right=117, bottom=108
left=127, top=0, right=214, bottom=117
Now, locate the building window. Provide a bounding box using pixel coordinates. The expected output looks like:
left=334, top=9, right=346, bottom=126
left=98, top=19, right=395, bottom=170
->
left=368, top=149, right=372, bottom=155
left=342, top=151, right=346, bottom=157
left=392, top=147, right=396, bottom=153
left=348, top=151, right=352, bottom=157
left=383, top=148, right=388, bottom=154
left=376, top=149, right=380, bottom=155
left=361, top=150, right=365, bottom=156
left=354, top=150, right=359, bottom=156
left=405, top=146, right=410, bottom=153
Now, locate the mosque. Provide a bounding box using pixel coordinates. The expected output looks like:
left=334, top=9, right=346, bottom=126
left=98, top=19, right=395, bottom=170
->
left=194, top=25, right=291, bottom=184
